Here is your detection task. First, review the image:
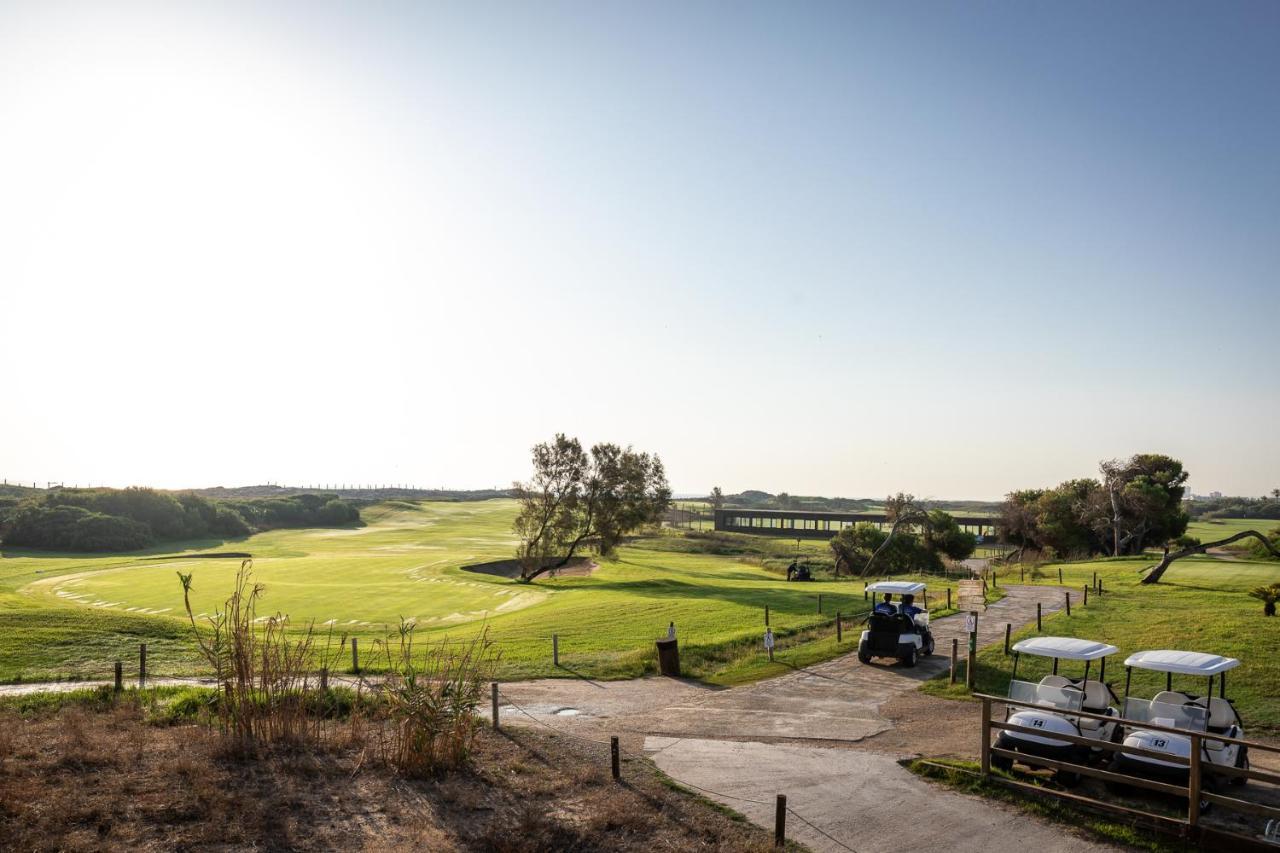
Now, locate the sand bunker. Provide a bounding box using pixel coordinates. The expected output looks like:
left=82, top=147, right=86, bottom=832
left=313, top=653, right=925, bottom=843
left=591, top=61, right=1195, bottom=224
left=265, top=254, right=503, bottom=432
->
left=462, top=557, right=598, bottom=579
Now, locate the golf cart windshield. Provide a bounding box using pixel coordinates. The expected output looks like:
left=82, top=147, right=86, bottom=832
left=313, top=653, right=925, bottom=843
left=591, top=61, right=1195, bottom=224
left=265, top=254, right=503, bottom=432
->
left=1122, top=698, right=1209, bottom=733
left=1008, top=679, right=1084, bottom=713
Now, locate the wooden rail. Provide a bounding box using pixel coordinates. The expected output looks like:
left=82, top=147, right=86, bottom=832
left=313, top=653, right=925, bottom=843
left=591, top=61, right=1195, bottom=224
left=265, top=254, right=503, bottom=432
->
left=976, top=693, right=1280, bottom=844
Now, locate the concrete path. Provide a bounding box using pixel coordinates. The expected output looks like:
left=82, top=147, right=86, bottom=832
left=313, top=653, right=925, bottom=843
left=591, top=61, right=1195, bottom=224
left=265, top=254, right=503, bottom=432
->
left=646, top=738, right=1108, bottom=853
left=499, top=585, right=1118, bottom=852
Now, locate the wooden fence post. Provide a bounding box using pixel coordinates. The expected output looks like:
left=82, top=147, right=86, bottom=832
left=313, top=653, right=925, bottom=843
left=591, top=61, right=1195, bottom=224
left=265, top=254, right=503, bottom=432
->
left=1004, top=623, right=1011, bottom=655
left=491, top=682, right=500, bottom=730
left=1020, top=565, right=1025, bottom=583
left=352, top=638, right=359, bottom=674
left=611, top=736, right=621, bottom=781
left=114, top=661, right=123, bottom=692
left=139, top=643, right=147, bottom=688
left=765, top=605, right=770, bottom=627
left=1036, top=602, right=1042, bottom=631
left=946, top=588, right=952, bottom=610
left=1188, top=733, right=1202, bottom=827
left=1092, top=571, right=1098, bottom=591
left=774, top=794, right=786, bottom=848
left=1065, top=591, right=1071, bottom=616
left=980, top=696, right=992, bottom=774
left=950, top=638, right=958, bottom=685
left=1058, top=567, right=1064, bottom=584
left=320, top=666, right=329, bottom=690
left=817, top=594, right=823, bottom=614
left=553, top=634, right=560, bottom=666
left=1083, top=584, right=1089, bottom=606
left=836, top=612, right=842, bottom=642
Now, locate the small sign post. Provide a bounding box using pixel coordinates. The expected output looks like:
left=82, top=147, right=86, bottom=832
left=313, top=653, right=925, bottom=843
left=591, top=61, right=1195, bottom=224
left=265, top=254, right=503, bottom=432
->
left=764, top=628, right=775, bottom=661
left=966, top=611, right=979, bottom=690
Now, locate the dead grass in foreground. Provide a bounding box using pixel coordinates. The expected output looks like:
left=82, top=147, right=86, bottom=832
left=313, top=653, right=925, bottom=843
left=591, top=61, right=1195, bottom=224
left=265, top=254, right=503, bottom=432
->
left=0, top=704, right=777, bottom=852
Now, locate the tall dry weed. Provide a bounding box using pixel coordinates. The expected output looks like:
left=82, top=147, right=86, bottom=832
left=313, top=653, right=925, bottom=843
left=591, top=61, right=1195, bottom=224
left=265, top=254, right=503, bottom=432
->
left=178, top=560, right=323, bottom=753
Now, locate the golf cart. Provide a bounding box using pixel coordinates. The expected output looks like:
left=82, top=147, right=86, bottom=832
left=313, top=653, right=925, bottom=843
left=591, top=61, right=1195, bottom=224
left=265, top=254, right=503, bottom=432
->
left=857, top=581, right=934, bottom=667
left=1110, top=650, right=1247, bottom=790
left=786, top=561, right=812, bottom=582
left=992, top=636, right=1121, bottom=784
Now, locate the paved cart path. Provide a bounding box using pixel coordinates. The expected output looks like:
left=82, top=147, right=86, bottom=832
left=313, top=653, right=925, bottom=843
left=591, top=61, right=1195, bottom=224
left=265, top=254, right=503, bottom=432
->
left=499, top=585, right=1119, bottom=852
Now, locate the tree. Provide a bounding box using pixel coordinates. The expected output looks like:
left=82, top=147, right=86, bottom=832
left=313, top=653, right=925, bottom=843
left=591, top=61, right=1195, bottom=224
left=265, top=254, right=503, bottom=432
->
left=998, top=489, right=1044, bottom=559
left=776, top=492, right=793, bottom=510
left=1141, top=529, right=1280, bottom=584
left=923, top=510, right=977, bottom=562
left=710, top=486, right=724, bottom=511
left=829, top=521, right=942, bottom=578
left=1272, top=489, right=1280, bottom=500
left=1249, top=583, right=1280, bottom=617
left=1097, top=454, right=1189, bottom=556
left=512, top=434, right=671, bottom=582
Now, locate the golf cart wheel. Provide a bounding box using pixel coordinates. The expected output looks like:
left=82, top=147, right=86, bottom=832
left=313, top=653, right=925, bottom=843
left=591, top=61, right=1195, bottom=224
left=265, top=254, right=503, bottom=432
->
left=922, top=636, right=935, bottom=656
left=857, top=646, right=872, bottom=665
left=1056, top=769, right=1082, bottom=787
left=900, top=647, right=917, bottom=668
left=1230, top=745, right=1249, bottom=788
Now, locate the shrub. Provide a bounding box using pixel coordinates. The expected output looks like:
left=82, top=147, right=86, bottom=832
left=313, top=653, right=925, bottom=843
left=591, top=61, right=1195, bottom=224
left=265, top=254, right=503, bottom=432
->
left=376, top=620, right=499, bottom=776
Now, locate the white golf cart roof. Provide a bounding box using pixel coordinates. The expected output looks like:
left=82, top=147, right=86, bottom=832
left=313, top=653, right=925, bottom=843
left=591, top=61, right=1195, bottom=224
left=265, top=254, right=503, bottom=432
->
left=1011, top=636, right=1118, bottom=661
left=865, top=581, right=925, bottom=595
left=1123, top=650, right=1240, bottom=676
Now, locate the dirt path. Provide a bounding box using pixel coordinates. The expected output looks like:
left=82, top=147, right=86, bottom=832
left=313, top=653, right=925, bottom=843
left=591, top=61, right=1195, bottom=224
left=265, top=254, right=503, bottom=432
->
left=498, top=585, right=1120, bottom=852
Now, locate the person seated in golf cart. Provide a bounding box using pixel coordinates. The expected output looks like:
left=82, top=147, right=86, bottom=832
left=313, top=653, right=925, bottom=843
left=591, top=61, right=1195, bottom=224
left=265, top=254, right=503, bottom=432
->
left=858, top=581, right=933, bottom=667
left=873, top=593, right=897, bottom=616
left=992, top=636, right=1121, bottom=785
left=898, top=593, right=923, bottom=620
left=1110, top=650, right=1247, bottom=790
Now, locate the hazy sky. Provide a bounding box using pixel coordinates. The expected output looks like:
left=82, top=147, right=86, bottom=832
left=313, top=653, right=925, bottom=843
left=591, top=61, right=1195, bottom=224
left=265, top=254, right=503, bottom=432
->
left=2, top=2, right=1277, bottom=501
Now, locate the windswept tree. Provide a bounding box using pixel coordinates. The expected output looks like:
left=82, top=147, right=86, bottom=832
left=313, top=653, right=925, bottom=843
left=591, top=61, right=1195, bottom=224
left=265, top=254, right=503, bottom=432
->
left=1097, top=454, right=1189, bottom=556
left=830, top=494, right=972, bottom=577
left=512, top=434, right=671, bottom=582
left=709, top=486, right=724, bottom=511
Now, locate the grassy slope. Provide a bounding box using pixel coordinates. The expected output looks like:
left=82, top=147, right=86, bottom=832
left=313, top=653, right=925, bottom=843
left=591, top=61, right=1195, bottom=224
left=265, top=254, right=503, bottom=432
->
left=0, top=499, right=970, bottom=686
left=925, top=553, right=1280, bottom=733
left=1187, top=517, right=1280, bottom=542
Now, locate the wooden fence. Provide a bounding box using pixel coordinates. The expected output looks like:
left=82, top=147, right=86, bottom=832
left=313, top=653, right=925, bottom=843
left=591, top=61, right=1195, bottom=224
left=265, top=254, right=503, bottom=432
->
left=977, top=693, right=1280, bottom=848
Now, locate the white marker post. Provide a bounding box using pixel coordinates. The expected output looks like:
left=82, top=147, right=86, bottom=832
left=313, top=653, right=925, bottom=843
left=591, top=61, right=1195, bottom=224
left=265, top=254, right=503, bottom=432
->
left=764, top=628, right=775, bottom=661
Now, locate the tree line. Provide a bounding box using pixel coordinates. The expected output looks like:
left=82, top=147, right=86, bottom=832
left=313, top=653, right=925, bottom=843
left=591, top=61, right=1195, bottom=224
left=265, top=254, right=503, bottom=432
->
left=0, top=488, right=360, bottom=552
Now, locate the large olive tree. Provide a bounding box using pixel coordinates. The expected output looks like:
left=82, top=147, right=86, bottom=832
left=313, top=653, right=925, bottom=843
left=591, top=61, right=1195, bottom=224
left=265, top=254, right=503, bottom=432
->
left=512, top=434, right=670, bottom=582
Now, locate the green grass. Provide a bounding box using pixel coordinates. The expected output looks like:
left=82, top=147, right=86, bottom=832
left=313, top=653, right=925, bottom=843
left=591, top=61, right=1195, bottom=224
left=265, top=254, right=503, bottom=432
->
left=0, top=499, right=972, bottom=686
left=1186, top=517, right=1279, bottom=544
left=923, top=554, right=1280, bottom=733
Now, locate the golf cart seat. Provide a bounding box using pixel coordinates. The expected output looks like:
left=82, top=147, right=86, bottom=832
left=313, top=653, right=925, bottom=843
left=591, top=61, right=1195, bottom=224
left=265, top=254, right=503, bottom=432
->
left=1189, top=697, right=1239, bottom=741
left=1189, top=697, right=1237, bottom=730
left=1152, top=690, right=1191, bottom=707
left=1034, top=676, right=1079, bottom=708
left=1076, top=681, right=1113, bottom=732
left=867, top=612, right=915, bottom=634
left=1080, top=680, right=1111, bottom=712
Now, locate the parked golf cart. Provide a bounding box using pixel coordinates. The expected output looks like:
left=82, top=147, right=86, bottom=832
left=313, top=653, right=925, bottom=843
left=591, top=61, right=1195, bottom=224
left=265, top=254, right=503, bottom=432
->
left=992, top=636, right=1121, bottom=785
left=857, top=581, right=933, bottom=667
left=1109, top=650, right=1247, bottom=793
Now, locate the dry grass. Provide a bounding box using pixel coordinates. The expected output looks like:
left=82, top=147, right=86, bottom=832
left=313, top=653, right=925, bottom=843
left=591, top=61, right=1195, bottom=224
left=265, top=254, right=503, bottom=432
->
left=0, top=701, right=777, bottom=852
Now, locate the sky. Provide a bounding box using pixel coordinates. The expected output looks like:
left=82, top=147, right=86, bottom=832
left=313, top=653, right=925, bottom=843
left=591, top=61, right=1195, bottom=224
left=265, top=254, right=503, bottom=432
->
left=1, top=1, right=1277, bottom=501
